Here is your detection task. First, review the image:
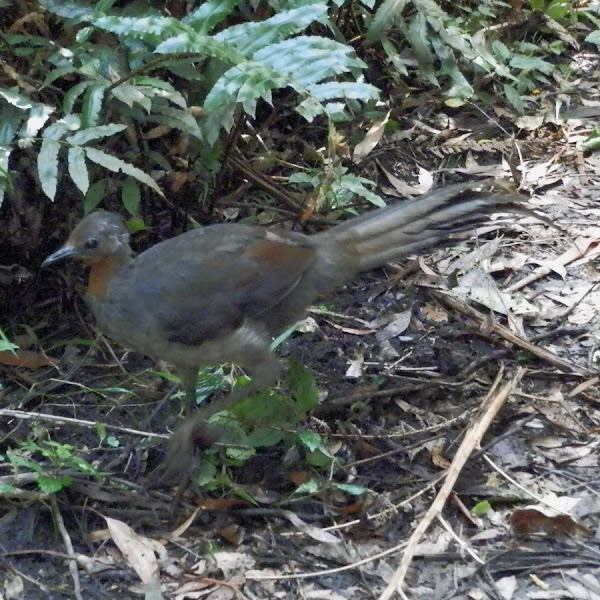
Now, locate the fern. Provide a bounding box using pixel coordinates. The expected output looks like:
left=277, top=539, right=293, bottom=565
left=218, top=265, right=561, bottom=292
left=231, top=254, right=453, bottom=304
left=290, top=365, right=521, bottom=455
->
left=32, top=0, right=380, bottom=201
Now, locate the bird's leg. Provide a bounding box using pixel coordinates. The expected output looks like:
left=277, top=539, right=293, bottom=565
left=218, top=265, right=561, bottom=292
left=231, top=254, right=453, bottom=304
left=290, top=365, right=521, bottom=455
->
left=179, top=365, right=200, bottom=414
left=160, top=352, right=281, bottom=482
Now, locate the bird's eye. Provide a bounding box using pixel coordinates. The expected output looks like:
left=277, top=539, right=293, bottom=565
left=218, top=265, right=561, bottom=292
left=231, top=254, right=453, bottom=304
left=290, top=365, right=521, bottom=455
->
left=85, top=238, right=99, bottom=250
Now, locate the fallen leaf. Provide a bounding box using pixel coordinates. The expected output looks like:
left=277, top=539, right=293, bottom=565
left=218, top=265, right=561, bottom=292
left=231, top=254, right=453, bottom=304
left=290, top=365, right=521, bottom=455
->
left=353, top=110, right=390, bottom=161
left=105, top=517, right=163, bottom=599
left=0, top=349, right=57, bottom=369
left=281, top=510, right=342, bottom=543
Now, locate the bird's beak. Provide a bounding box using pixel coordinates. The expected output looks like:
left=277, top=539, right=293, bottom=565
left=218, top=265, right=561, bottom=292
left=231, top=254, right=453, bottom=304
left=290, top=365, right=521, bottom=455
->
left=42, top=244, right=79, bottom=267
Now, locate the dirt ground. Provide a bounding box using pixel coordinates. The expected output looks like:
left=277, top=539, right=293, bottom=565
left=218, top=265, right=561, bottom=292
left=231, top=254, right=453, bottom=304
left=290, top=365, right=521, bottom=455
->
left=2, top=153, right=600, bottom=598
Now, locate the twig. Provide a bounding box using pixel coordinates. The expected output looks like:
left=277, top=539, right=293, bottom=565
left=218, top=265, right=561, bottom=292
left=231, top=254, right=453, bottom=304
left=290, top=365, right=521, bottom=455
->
left=0, top=409, right=167, bottom=440
left=50, top=496, right=83, bottom=600
left=378, top=366, right=524, bottom=600
left=431, top=290, right=594, bottom=376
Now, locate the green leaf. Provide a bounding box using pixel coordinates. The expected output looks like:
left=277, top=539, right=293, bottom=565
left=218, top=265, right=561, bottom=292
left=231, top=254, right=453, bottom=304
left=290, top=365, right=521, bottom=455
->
left=39, top=0, right=98, bottom=21
left=226, top=446, right=255, bottom=461
left=293, top=479, right=320, bottom=495
left=183, top=0, right=239, bottom=34
left=81, top=82, right=108, bottom=128
left=151, top=105, right=202, bottom=138
left=63, top=81, right=92, bottom=114
left=297, top=431, right=323, bottom=452
left=106, top=436, right=120, bottom=447
left=305, top=447, right=334, bottom=467
left=334, top=483, right=370, bottom=496
left=0, top=483, right=19, bottom=494
left=404, top=14, right=437, bottom=86
left=95, top=422, right=107, bottom=442
left=0, top=108, right=21, bottom=145
left=111, top=83, right=152, bottom=111
left=155, top=32, right=243, bottom=63
left=38, top=138, right=60, bottom=200
left=367, top=0, right=408, bottom=42
left=295, top=96, right=324, bottom=121
left=215, top=4, right=329, bottom=56
left=84, top=147, right=164, bottom=196
left=254, top=36, right=366, bottom=86
left=381, top=37, right=408, bottom=76
left=231, top=484, right=258, bottom=505
left=472, top=500, right=492, bottom=517
left=585, top=30, right=600, bottom=46
left=503, top=84, right=525, bottom=114
left=194, top=460, right=217, bottom=486
left=245, top=427, right=284, bottom=448
left=42, top=65, right=78, bottom=89
left=121, top=177, right=141, bottom=215
left=307, top=81, right=379, bottom=102
left=287, top=359, right=318, bottom=413
left=84, top=179, right=107, bottom=213
left=93, top=15, right=185, bottom=42
left=66, top=123, right=127, bottom=145
left=509, top=55, right=554, bottom=74
left=37, top=475, right=72, bottom=494
left=133, top=77, right=187, bottom=108
left=0, top=87, right=33, bottom=110
left=68, top=146, right=89, bottom=194
left=0, top=146, right=11, bottom=208
left=0, top=327, right=17, bottom=352
left=337, top=174, right=386, bottom=208
left=8, top=453, right=42, bottom=472
left=21, top=103, right=55, bottom=139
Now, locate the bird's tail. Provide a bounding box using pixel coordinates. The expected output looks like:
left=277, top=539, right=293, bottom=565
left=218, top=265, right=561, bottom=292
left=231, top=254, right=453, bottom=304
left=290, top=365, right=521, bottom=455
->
left=319, top=180, right=527, bottom=271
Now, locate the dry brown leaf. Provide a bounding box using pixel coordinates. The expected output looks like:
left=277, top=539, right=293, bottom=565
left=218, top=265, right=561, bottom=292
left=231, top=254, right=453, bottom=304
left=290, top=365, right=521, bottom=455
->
left=281, top=510, right=342, bottom=543
left=194, top=498, right=247, bottom=510
left=421, top=302, right=448, bottom=323
left=0, top=349, right=57, bottom=369
left=105, top=516, right=163, bottom=598
left=216, top=524, right=243, bottom=546
left=353, top=110, right=390, bottom=162
left=510, top=509, right=589, bottom=538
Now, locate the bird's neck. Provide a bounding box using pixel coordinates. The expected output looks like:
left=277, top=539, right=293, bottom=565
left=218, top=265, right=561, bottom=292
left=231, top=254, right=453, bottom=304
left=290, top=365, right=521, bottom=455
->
left=86, top=251, right=131, bottom=300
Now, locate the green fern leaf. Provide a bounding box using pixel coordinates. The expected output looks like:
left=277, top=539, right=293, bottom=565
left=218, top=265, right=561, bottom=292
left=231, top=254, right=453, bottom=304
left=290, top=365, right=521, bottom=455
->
left=21, top=104, right=55, bottom=139
left=110, top=83, right=152, bottom=111
left=84, top=147, right=163, bottom=197
left=205, top=62, right=288, bottom=116
left=367, top=0, right=408, bottom=42
left=66, top=124, right=127, bottom=145
left=133, top=77, right=187, bottom=108
left=81, top=82, right=108, bottom=127
left=39, top=121, right=73, bottom=200
left=38, top=0, right=98, bottom=21
left=93, top=15, right=185, bottom=42
left=155, top=32, right=244, bottom=63
left=0, top=87, right=33, bottom=110
left=38, top=139, right=60, bottom=200
left=254, top=37, right=366, bottom=85
left=150, top=105, right=202, bottom=138
left=0, top=146, right=11, bottom=208
left=63, top=81, right=92, bottom=114
left=295, top=96, right=324, bottom=121
left=215, top=4, right=329, bottom=55
left=307, top=81, right=379, bottom=102
left=183, top=0, right=239, bottom=34
left=68, top=146, right=89, bottom=194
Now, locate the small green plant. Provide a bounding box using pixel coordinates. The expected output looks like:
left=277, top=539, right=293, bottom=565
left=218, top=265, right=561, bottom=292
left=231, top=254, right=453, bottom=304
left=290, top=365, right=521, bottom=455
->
left=0, top=326, right=18, bottom=353
left=2, top=440, right=100, bottom=495
left=187, top=358, right=325, bottom=493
